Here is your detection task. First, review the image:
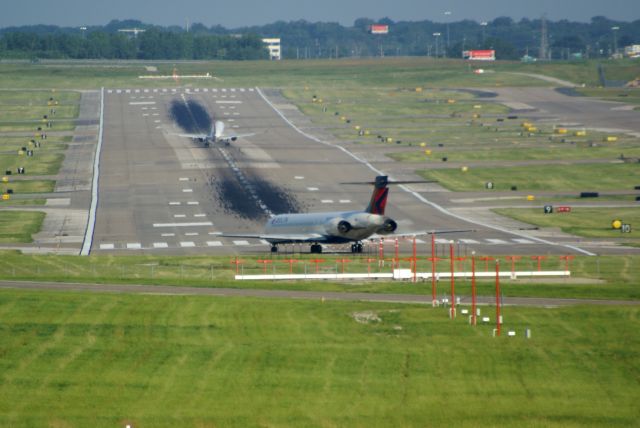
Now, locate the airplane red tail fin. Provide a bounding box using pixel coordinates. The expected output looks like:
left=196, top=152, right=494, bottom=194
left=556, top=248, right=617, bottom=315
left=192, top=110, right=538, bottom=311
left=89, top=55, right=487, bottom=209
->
left=366, top=176, right=389, bottom=215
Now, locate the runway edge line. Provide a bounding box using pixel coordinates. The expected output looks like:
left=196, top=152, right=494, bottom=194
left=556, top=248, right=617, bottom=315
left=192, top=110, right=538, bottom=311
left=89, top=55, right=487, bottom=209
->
left=80, top=87, right=104, bottom=256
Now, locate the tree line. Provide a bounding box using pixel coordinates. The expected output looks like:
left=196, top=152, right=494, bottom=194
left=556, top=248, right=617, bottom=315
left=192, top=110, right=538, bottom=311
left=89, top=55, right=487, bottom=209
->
left=0, top=16, right=638, bottom=60
left=0, top=28, right=268, bottom=60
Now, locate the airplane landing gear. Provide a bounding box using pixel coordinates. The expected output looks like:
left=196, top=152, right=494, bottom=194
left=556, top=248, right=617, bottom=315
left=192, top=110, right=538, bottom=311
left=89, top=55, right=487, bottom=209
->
left=350, top=242, right=364, bottom=253
left=270, top=245, right=278, bottom=253
left=310, top=243, right=323, bottom=254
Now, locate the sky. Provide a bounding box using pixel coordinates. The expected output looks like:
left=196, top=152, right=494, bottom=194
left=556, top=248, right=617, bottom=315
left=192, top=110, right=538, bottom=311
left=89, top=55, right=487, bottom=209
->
left=2, top=0, right=638, bottom=29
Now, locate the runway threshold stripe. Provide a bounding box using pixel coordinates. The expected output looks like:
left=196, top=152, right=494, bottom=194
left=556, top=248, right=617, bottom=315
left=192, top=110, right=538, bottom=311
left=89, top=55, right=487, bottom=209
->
left=207, top=241, right=223, bottom=246
left=153, top=242, right=169, bottom=248
left=99, top=244, right=115, bottom=250
left=153, top=222, right=213, bottom=228
left=180, top=242, right=196, bottom=248
left=129, top=101, right=156, bottom=105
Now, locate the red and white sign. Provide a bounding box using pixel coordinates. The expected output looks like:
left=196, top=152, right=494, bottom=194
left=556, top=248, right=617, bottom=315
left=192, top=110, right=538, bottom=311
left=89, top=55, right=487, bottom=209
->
left=370, top=24, right=389, bottom=34
left=557, top=206, right=572, bottom=213
left=463, top=50, right=496, bottom=61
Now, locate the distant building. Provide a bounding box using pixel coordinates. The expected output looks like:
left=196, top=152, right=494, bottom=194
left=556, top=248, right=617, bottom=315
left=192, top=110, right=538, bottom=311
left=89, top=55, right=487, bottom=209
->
left=262, top=38, right=281, bottom=60
left=370, top=24, right=389, bottom=35
left=624, top=45, right=640, bottom=58
left=463, top=50, right=496, bottom=61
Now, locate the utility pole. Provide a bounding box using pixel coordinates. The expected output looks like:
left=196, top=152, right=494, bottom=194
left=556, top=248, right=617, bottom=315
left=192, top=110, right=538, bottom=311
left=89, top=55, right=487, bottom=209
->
left=539, top=14, right=549, bottom=60
left=444, top=11, right=452, bottom=51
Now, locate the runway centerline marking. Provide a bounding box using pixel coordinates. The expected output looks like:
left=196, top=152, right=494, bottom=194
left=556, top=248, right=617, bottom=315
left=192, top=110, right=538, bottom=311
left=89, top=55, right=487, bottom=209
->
left=153, top=222, right=213, bottom=228
left=182, top=189, right=193, bottom=193
left=161, top=233, right=175, bottom=237
left=129, top=101, right=156, bottom=105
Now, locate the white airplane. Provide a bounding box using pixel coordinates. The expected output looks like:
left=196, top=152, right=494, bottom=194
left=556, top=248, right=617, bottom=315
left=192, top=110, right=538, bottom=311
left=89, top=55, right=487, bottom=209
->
left=223, top=175, right=468, bottom=254
left=178, top=120, right=253, bottom=147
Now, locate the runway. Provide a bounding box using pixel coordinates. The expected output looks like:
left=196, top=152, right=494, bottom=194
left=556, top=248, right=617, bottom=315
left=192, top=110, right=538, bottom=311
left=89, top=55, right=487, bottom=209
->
left=91, top=86, right=610, bottom=257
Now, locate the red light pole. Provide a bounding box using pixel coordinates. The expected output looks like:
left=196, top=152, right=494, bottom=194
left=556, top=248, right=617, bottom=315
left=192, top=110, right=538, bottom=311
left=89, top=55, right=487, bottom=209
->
left=230, top=257, right=244, bottom=275
left=428, top=234, right=444, bottom=306
left=530, top=255, right=547, bottom=271
left=256, top=259, right=273, bottom=274
left=559, top=255, right=575, bottom=272
left=309, top=258, right=325, bottom=274
left=365, top=257, right=377, bottom=275
left=449, top=240, right=456, bottom=319
left=471, top=252, right=477, bottom=326
left=281, top=258, right=299, bottom=274
left=495, top=260, right=502, bottom=336
left=505, top=255, right=521, bottom=277
left=394, top=238, right=399, bottom=269
left=336, top=258, right=352, bottom=274
left=479, top=256, right=495, bottom=272
left=378, top=238, right=384, bottom=268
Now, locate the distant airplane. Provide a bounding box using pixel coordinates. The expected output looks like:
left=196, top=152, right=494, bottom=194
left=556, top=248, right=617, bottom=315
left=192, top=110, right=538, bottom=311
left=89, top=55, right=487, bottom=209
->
left=223, top=175, right=469, bottom=254
left=178, top=120, right=253, bottom=147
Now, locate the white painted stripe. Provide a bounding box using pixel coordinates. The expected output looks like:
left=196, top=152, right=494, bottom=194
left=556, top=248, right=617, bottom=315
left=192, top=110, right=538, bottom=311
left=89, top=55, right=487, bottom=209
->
left=307, top=187, right=318, bottom=191
left=126, top=89, right=131, bottom=93
left=339, top=199, right=351, bottom=203
left=142, top=114, right=149, bottom=117
left=153, top=222, right=213, bottom=228
left=459, top=239, right=480, bottom=244
left=161, top=233, right=175, bottom=237
left=174, top=214, right=186, bottom=218
left=185, top=232, right=199, bottom=236
left=99, top=243, right=114, bottom=250
left=169, top=202, right=181, bottom=206
left=81, top=87, right=105, bottom=256
left=295, top=176, right=305, bottom=180
left=182, top=189, right=193, bottom=193
left=321, top=200, right=333, bottom=203
left=208, top=232, right=222, bottom=235
left=129, top=101, right=156, bottom=105
left=486, top=239, right=508, bottom=244
left=153, top=242, right=169, bottom=248
left=179, top=177, right=189, bottom=181
left=107, top=89, right=113, bottom=94
left=187, top=201, right=199, bottom=205
left=116, top=89, right=122, bottom=94
left=154, top=120, right=161, bottom=123
left=216, top=100, right=242, bottom=104
left=194, top=214, right=207, bottom=218
left=207, top=241, right=223, bottom=246
left=180, top=241, right=196, bottom=247
left=126, top=243, right=142, bottom=249
left=203, top=88, right=209, bottom=92
left=513, top=238, right=535, bottom=244
left=233, top=240, right=250, bottom=246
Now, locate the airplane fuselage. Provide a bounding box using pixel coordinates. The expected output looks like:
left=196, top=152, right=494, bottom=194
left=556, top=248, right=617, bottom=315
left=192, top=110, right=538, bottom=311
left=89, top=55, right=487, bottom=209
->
left=264, top=210, right=393, bottom=244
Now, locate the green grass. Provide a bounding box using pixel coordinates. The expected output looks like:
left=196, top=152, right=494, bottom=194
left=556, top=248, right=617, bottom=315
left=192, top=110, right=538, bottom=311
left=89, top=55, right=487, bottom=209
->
left=576, top=87, right=640, bottom=105
left=0, top=198, right=46, bottom=206
left=1, top=180, right=55, bottom=193
left=0, top=290, right=637, bottom=427
left=0, top=152, right=65, bottom=176
left=0, top=90, right=80, bottom=105
left=494, top=207, right=640, bottom=239
left=1, top=252, right=640, bottom=300
left=417, top=163, right=640, bottom=192
left=0, top=104, right=79, bottom=121
left=0, top=211, right=45, bottom=243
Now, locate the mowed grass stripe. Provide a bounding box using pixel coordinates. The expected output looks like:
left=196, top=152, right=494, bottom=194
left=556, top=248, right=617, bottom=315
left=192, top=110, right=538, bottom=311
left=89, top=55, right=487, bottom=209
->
left=0, top=211, right=45, bottom=243
left=0, top=291, right=638, bottom=426
left=418, top=163, right=640, bottom=191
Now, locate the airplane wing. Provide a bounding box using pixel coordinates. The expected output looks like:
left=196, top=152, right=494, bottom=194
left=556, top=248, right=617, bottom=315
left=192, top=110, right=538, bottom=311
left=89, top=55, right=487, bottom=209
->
left=220, top=232, right=328, bottom=243
left=177, top=133, right=206, bottom=139
left=369, top=229, right=475, bottom=240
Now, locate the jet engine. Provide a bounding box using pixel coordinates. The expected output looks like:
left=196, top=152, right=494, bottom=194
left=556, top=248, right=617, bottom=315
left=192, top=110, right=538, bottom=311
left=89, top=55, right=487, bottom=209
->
left=377, top=219, right=398, bottom=234
left=325, top=218, right=352, bottom=235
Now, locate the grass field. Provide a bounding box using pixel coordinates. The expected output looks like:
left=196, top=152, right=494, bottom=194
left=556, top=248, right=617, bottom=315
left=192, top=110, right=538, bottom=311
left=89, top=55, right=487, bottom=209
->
left=1, top=179, right=55, bottom=194
left=0, top=211, right=45, bottom=243
left=417, top=163, right=640, bottom=192
left=1, top=251, right=639, bottom=300
left=494, top=207, right=640, bottom=239
left=0, top=289, right=637, bottom=427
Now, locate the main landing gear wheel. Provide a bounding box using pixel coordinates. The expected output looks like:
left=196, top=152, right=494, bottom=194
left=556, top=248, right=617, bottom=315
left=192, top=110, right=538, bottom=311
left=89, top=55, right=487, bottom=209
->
left=270, top=245, right=278, bottom=253
left=310, top=243, right=323, bottom=254
left=350, top=242, right=364, bottom=253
